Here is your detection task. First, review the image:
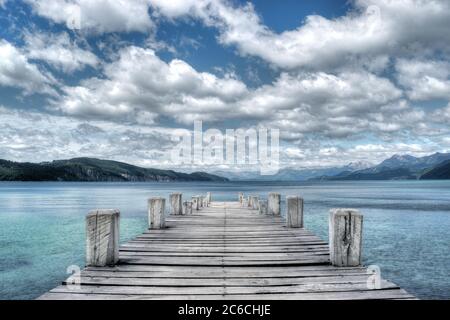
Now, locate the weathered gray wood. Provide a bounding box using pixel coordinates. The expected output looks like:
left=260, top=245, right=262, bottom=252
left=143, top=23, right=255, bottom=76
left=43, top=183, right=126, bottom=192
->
left=251, top=196, right=259, bottom=210
left=258, top=200, right=268, bottom=214
left=206, top=192, right=212, bottom=206
left=192, top=196, right=200, bottom=210
left=148, top=197, right=166, bottom=229
left=169, top=193, right=183, bottom=215
left=329, top=209, right=363, bottom=267
left=183, top=201, right=193, bottom=215
left=41, top=201, right=413, bottom=301
left=70, top=274, right=374, bottom=287
left=268, top=192, right=281, bottom=215
left=47, top=279, right=399, bottom=295
left=86, top=209, right=120, bottom=267
left=286, top=196, right=304, bottom=228
left=38, top=288, right=415, bottom=300
left=238, top=192, right=244, bottom=205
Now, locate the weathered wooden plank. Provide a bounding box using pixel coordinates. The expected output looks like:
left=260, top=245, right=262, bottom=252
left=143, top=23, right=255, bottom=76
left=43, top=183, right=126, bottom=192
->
left=84, top=264, right=367, bottom=273
left=118, top=249, right=330, bottom=256
left=49, top=280, right=399, bottom=295
left=38, top=289, right=415, bottom=300
left=79, top=269, right=370, bottom=279
left=67, top=274, right=375, bottom=287
left=119, top=257, right=330, bottom=266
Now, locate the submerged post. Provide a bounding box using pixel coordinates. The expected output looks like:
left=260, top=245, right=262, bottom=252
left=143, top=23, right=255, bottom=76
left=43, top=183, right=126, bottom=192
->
left=329, top=209, right=363, bottom=267
left=258, top=200, right=268, bottom=214
left=268, top=193, right=281, bottom=215
left=86, top=209, right=120, bottom=267
left=286, top=196, right=304, bottom=228
left=183, top=201, right=193, bottom=215
left=170, top=193, right=183, bottom=215
left=148, top=197, right=166, bottom=229
left=251, top=196, right=259, bottom=210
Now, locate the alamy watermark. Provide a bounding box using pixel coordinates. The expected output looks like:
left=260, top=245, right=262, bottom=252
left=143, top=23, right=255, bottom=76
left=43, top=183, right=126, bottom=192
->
left=170, top=121, right=280, bottom=175
left=66, top=265, right=81, bottom=290
left=367, top=265, right=382, bottom=289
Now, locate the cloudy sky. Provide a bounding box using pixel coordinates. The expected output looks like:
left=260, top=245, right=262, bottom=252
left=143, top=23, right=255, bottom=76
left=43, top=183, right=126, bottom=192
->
left=1, top=0, right=450, bottom=172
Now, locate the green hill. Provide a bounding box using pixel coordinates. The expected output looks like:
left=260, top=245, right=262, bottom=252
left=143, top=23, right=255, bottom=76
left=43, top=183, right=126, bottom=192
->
left=0, top=158, right=228, bottom=182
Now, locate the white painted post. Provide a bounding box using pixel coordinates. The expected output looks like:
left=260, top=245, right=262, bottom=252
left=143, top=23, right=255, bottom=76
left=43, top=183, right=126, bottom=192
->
left=258, top=200, right=268, bottom=215
left=286, top=196, right=304, bottom=228
left=148, top=197, right=166, bottom=229
left=192, top=196, right=200, bottom=210
left=86, top=209, right=120, bottom=267
left=329, top=209, right=363, bottom=267
left=203, top=196, right=208, bottom=207
left=199, top=196, right=204, bottom=208
left=170, top=193, right=183, bottom=215
left=183, top=201, right=193, bottom=215
left=238, top=192, right=244, bottom=205
left=268, top=192, right=281, bottom=215
left=251, top=196, right=259, bottom=210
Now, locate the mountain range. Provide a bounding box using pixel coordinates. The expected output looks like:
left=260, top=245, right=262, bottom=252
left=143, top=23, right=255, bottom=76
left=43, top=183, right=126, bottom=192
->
left=212, top=153, right=450, bottom=181
left=212, top=161, right=373, bottom=181
left=0, top=158, right=228, bottom=182
left=2, top=152, right=450, bottom=182
left=312, top=152, right=450, bottom=181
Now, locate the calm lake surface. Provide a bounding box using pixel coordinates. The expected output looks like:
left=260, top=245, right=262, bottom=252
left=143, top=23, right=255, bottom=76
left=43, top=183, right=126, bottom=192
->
left=0, top=180, right=449, bottom=300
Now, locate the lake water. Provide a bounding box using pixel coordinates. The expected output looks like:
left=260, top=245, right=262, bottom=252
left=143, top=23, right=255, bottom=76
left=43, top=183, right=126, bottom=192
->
left=0, top=180, right=449, bottom=300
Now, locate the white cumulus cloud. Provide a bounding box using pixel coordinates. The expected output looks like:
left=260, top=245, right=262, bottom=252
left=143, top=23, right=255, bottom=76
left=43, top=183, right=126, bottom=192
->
left=0, top=40, right=56, bottom=95
left=26, top=0, right=155, bottom=33
left=24, top=32, right=100, bottom=73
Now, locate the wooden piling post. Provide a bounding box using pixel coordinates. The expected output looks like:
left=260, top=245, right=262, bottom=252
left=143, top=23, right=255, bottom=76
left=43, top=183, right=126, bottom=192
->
left=86, top=209, right=120, bottom=267
left=192, top=196, right=200, bottom=210
left=206, top=192, right=212, bottom=206
left=170, top=193, right=183, bottom=215
left=248, top=196, right=253, bottom=208
left=286, top=196, right=304, bottom=228
left=251, top=196, right=259, bottom=210
left=258, top=200, right=268, bottom=214
left=148, top=197, right=166, bottom=229
left=329, top=209, right=363, bottom=267
left=268, top=192, right=281, bottom=215
left=238, top=192, right=244, bottom=205
left=183, top=201, right=193, bottom=215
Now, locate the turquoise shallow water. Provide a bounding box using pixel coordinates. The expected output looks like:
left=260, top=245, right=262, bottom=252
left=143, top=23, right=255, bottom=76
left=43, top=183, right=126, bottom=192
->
left=0, top=180, right=449, bottom=300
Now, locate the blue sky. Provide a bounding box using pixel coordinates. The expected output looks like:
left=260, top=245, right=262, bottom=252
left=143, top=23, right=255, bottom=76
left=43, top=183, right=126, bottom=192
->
left=1, top=0, right=450, bottom=171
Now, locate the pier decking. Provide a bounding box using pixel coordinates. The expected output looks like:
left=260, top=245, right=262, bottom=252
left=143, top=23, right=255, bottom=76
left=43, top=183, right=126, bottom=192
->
left=39, top=201, right=414, bottom=300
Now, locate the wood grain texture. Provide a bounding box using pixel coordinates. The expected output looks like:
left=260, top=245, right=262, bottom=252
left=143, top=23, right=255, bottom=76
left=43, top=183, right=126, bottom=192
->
left=148, top=197, right=165, bottom=229
left=39, top=201, right=413, bottom=300
left=329, top=209, right=363, bottom=267
left=85, top=209, right=119, bottom=267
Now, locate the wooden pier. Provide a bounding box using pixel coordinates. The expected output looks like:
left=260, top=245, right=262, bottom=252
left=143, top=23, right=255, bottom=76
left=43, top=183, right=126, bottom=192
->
left=39, top=199, right=415, bottom=300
